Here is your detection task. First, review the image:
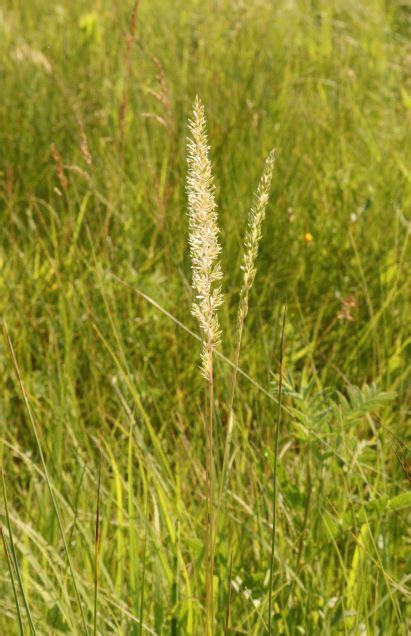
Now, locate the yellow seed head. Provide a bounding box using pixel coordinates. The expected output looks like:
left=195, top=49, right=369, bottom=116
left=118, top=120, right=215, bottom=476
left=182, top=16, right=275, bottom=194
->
left=186, top=96, right=223, bottom=378
left=238, top=149, right=275, bottom=326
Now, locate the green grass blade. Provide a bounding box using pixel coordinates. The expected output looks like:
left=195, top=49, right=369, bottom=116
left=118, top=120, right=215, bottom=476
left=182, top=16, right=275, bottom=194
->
left=2, top=469, right=37, bottom=635
left=1, top=524, right=25, bottom=635
left=3, top=324, right=90, bottom=635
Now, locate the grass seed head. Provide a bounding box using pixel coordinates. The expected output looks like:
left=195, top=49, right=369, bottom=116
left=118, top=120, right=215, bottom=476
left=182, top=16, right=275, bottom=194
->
left=186, top=96, right=223, bottom=378
left=238, top=148, right=275, bottom=326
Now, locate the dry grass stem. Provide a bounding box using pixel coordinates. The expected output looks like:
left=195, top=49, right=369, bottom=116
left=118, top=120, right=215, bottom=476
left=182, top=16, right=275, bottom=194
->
left=187, top=95, right=223, bottom=636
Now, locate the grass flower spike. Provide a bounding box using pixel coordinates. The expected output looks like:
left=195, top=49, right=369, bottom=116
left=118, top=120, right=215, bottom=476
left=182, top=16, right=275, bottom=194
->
left=187, top=95, right=223, bottom=634
left=238, top=148, right=275, bottom=326
left=187, top=95, right=223, bottom=379
left=215, top=149, right=275, bottom=560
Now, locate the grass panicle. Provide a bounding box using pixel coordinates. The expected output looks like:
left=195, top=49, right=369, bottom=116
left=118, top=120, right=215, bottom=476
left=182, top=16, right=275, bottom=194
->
left=238, top=148, right=276, bottom=329
left=187, top=95, right=224, bottom=635
left=186, top=95, right=223, bottom=380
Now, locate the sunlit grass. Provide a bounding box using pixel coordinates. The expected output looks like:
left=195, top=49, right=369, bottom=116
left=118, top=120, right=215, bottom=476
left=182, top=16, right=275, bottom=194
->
left=0, top=0, right=410, bottom=633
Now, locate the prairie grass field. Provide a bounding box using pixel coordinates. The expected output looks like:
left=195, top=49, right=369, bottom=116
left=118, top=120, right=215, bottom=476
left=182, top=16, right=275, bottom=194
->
left=0, top=0, right=410, bottom=633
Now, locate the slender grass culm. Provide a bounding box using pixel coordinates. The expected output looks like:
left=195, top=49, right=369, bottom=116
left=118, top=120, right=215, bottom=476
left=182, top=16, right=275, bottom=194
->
left=93, top=451, right=102, bottom=636
left=186, top=96, right=223, bottom=636
left=216, top=148, right=276, bottom=535
left=268, top=300, right=287, bottom=635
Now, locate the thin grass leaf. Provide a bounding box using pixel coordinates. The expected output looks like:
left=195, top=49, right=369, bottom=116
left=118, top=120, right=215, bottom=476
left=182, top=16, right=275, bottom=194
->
left=1, top=524, right=25, bottom=635
left=2, top=470, right=37, bottom=635
left=3, top=324, right=90, bottom=635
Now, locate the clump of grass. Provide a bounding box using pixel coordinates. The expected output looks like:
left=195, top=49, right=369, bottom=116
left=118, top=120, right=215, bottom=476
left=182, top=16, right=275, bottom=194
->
left=186, top=95, right=223, bottom=635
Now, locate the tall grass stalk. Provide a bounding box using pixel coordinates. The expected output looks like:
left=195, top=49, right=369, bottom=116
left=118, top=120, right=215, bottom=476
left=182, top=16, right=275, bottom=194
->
left=268, top=300, right=287, bottom=635
left=186, top=96, right=223, bottom=635
left=138, top=485, right=149, bottom=636
left=93, top=451, right=102, bottom=636
left=214, top=149, right=275, bottom=550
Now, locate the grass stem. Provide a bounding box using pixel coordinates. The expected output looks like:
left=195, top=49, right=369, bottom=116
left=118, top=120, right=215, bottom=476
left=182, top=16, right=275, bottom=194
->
left=268, top=299, right=287, bottom=635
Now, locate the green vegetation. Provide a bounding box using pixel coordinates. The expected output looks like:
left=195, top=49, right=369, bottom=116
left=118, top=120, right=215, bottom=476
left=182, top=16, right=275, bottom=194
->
left=0, top=0, right=410, bottom=633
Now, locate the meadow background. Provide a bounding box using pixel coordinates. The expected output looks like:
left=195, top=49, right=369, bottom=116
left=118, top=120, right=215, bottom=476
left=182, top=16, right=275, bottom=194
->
left=0, top=0, right=410, bottom=633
